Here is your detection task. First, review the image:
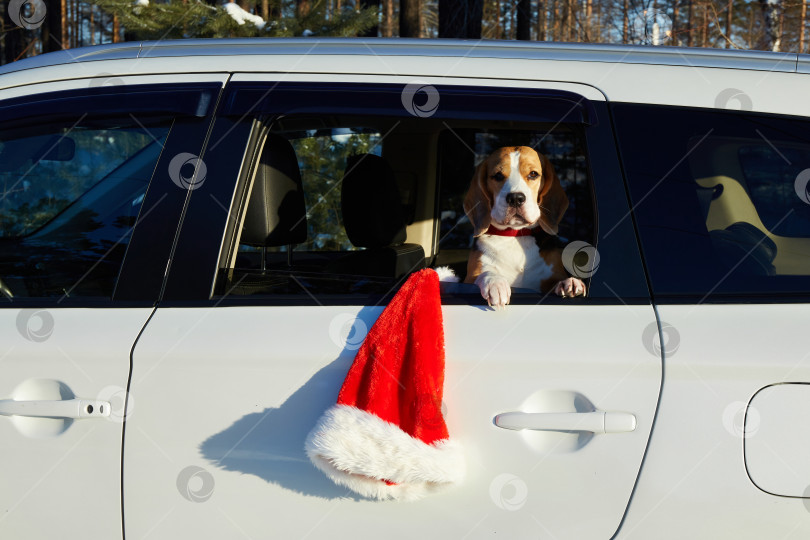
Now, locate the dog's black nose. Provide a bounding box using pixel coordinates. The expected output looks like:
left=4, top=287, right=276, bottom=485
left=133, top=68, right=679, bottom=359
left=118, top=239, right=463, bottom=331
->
left=506, top=192, right=526, bottom=208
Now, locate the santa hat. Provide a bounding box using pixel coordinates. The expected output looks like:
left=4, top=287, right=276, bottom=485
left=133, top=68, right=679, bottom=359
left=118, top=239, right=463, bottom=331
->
left=305, top=268, right=464, bottom=501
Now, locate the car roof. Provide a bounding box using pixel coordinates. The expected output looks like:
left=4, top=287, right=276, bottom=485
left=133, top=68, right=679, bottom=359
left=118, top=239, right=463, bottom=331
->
left=1, top=38, right=806, bottom=76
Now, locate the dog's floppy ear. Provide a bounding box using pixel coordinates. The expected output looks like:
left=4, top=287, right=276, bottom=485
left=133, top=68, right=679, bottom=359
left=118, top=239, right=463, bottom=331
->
left=463, top=160, right=493, bottom=237
left=536, top=154, right=569, bottom=236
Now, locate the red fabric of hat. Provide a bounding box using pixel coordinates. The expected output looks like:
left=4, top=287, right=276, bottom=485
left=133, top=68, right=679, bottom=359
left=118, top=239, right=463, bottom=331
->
left=305, top=268, right=464, bottom=501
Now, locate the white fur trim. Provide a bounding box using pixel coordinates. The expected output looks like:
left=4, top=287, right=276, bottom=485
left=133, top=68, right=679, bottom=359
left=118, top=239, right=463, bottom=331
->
left=305, top=404, right=465, bottom=501
left=433, top=266, right=459, bottom=283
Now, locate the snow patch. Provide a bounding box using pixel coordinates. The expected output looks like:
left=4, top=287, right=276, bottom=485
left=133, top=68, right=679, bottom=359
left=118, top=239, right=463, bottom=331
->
left=224, top=2, right=266, bottom=30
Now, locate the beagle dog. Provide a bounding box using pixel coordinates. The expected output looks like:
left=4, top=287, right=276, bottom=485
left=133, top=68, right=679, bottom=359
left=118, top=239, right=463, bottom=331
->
left=463, top=146, right=586, bottom=308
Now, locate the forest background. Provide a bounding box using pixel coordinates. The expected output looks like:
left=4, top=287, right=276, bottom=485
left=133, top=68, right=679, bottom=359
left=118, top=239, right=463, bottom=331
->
left=2, top=0, right=808, bottom=66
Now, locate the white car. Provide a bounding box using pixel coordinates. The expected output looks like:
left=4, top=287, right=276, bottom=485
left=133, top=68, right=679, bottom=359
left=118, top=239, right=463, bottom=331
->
left=1, top=38, right=809, bottom=539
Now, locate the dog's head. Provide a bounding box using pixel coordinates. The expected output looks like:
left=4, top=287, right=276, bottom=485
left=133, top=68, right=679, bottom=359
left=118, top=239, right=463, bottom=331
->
left=463, top=146, right=568, bottom=237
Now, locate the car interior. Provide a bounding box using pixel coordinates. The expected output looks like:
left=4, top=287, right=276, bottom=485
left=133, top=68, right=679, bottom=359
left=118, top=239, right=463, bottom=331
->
left=217, top=114, right=595, bottom=299
left=690, top=136, right=810, bottom=277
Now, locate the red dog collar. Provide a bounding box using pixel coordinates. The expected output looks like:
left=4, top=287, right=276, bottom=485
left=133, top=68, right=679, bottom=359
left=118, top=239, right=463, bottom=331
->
left=484, top=225, right=535, bottom=237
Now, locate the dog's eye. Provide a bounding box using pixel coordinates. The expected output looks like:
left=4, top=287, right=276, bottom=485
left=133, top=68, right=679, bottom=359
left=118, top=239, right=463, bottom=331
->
left=527, top=171, right=539, bottom=180
left=492, top=172, right=505, bottom=182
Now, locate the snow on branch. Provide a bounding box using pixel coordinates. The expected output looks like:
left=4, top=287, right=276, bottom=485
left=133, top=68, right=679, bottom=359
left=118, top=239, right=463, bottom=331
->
left=224, top=2, right=265, bottom=30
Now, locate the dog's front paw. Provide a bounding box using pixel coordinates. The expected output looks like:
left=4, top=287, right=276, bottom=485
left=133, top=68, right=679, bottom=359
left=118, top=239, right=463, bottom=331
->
left=477, top=275, right=511, bottom=309
left=554, top=277, right=586, bottom=298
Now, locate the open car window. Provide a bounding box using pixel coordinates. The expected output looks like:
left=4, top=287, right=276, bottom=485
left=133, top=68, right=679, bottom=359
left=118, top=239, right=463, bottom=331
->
left=215, top=83, right=597, bottom=303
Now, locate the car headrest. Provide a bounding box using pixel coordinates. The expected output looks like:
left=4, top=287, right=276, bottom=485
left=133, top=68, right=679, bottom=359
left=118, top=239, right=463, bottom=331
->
left=241, top=134, right=307, bottom=247
left=341, top=154, right=407, bottom=248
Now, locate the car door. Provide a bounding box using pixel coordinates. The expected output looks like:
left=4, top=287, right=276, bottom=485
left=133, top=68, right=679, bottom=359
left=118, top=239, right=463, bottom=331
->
left=123, top=76, right=661, bottom=539
left=610, top=101, right=810, bottom=538
left=0, top=75, right=225, bottom=539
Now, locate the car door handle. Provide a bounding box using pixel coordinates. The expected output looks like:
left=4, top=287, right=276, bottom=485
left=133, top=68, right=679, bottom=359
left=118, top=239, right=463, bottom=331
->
left=494, top=411, right=637, bottom=434
left=0, top=399, right=111, bottom=419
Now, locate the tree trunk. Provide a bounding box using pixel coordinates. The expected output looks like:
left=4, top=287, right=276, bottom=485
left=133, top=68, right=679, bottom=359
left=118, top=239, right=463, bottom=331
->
left=622, top=0, right=629, bottom=43
left=439, top=0, right=483, bottom=38
left=686, top=0, right=693, bottom=47
left=549, top=0, right=556, bottom=40
left=42, top=0, right=64, bottom=52
left=113, top=14, right=120, bottom=43
left=297, top=0, right=312, bottom=18
left=800, top=0, right=807, bottom=54
left=537, top=0, right=546, bottom=40
left=584, top=0, right=592, bottom=41
left=775, top=1, right=783, bottom=52
left=758, top=0, right=780, bottom=51
left=725, top=0, right=732, bottom=48
left=566, top=0, right=572, bottom=40
left=516, top=0, right=530, bottom=39
left=78, top=0, right=83, bottom=46
left=493, top=0, right=502, bottom=38
left=74, top=0, right=79, bottom=46
left=701, top=2, right=708, bottom=47
left=382, top=0, right=394, bottom=36
left=672, top=0, right=680, bottom=46
left=399, top=0, right=420, bottom=37
left=270, top=0, right=282, bottom=19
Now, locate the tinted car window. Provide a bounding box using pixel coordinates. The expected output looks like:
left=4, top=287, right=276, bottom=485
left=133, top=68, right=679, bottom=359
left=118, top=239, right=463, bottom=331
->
left=612, top=104, right=810, bottom=299
left=0, top=116, right=171, bottom=299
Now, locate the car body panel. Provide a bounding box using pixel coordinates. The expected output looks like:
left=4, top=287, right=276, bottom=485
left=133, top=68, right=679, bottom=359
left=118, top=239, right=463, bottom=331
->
left=616, top=305, right=810, bottom=539
left=125, top=304, right=660, bottom=540
left=0, top=41, right=803, bottom=118
left=0, top=308, right=152, bottom=539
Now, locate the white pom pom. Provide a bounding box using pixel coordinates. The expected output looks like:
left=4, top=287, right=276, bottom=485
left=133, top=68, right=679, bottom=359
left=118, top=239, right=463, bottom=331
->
left=433, top=266, right=459, bottom=283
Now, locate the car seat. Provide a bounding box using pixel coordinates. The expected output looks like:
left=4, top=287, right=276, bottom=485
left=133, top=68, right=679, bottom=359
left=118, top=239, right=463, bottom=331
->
left=232, top=134, right=308, bottom=294
left=696, top=183, right=777, bottom=276
left=327, top=154, right=425, bottom=278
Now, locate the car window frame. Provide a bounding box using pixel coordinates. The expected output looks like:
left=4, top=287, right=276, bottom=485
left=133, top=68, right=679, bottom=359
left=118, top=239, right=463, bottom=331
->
left=161, top=81, right=650, bottom=306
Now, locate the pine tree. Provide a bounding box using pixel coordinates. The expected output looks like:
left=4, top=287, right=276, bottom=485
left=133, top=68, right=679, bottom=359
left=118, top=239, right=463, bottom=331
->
left=92, top=0, right=379, bottom=40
